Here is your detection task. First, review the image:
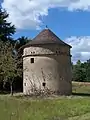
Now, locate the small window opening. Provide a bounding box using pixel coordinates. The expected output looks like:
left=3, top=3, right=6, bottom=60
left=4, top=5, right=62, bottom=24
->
left=42, top=82, right=46, bottom=87
left=56, top=51, right=58, bottom=53
left=31, top=58, right=34, bottom=63
left=24, top=83, right=26, bottom=86
left=59, top=51, right=61, bottom=54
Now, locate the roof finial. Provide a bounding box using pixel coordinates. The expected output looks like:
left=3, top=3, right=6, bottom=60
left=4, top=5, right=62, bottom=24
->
left=45, top=25, right=48, bottom=29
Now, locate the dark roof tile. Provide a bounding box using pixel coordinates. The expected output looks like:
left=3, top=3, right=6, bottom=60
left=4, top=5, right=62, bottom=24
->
left=21, top=29, right=72, bottom=48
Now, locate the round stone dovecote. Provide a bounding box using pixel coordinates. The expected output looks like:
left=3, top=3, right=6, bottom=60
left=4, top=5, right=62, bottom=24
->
left=22, top=28, right=72, bottom=95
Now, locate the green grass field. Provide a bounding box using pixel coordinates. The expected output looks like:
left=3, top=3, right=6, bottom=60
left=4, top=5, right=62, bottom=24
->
left=1, top=82, right=90, bottom=120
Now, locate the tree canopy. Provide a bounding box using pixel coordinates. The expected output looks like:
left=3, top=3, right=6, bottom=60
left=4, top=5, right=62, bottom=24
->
left=72, top=60, right=90, bottom=82
left=0, top=8, right=30, bottom=95
left=0, top=9, right=15, bottom=42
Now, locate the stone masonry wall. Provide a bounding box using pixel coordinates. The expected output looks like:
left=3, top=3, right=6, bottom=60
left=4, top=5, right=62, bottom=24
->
left=23, top=44, right=72, bottom=95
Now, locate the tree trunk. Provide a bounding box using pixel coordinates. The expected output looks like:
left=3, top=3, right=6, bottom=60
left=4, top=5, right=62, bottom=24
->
left=10, top=82, right=13, bottom=96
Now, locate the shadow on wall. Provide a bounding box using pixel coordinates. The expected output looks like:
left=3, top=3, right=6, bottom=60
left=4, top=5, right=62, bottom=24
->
left=29, top=44, right=71, bottom=63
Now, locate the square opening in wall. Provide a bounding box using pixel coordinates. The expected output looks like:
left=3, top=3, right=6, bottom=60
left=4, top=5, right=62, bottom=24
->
left=31, top=58, right=34, bottom=63
left=24, top=83, right=26, bottom=86
left=42, top=82, right=46, bottom=87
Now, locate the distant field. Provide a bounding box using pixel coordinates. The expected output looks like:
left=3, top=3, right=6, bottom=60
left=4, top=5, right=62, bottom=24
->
left=72, top=81, right=90, bottom=95
left=0, top=82, right=90, bottom=120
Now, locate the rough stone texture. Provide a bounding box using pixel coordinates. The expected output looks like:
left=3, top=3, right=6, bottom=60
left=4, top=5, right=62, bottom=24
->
left=23, top=44, right=72, bottom=95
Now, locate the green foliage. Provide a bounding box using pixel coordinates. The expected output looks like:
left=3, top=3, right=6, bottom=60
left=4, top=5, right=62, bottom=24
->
left=0, top=41, right=17, bottom=81
left=15, top=36, right=30, bottom=79
left=0, top=9, right=15, bottom=42
left=15, top=36, right=30, bottom=51
left=72, top=60, right=90, bottom=82
left=0, top=41, right=18, bottom=95
left=0, top=8, right=30, bottom=93
left=86, top=60, right=90, bottom=81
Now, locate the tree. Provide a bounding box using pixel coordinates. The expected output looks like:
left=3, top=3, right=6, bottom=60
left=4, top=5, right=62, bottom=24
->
left=76, top=60, right=81, bottom=66
left=0, top=41, right=17, bottom=95
left=72, top=60, right=86, bottom=82
left=86, top=59, right=90, bottom=81
left=15, top=36, right=31, bottom=76
left=0, top=8, right=16, bottom=93
left=15, top=36, right=30, bottom=50
left=0, top=9, right=15, bottom=42
left=0, top=8, right=32, bottom=94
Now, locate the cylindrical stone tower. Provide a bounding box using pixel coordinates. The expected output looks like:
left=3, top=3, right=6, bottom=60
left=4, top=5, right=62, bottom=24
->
left=22, top=28, right=72, bottom=95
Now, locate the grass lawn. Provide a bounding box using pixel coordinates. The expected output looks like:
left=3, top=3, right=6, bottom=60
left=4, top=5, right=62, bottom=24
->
left=0, top=82, right=90, bottom=120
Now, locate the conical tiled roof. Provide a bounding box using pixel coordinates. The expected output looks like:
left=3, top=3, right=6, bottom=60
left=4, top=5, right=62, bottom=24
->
left=22, top=28, right=71, bottom=48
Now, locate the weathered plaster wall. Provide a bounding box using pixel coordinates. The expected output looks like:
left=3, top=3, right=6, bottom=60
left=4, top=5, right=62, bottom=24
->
left=23, top=44, right=70, bottom=56
left=23, top=44, right=72, bottom=95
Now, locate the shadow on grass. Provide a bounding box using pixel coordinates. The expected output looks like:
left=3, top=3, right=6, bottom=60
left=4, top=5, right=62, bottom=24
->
left=1, top=91, right=90, bottom=98
left=72, top=92, right=90, bottom=97
left=0, top=91, right=21, bottom=95
left=0, top=91, right=10, bottom=95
